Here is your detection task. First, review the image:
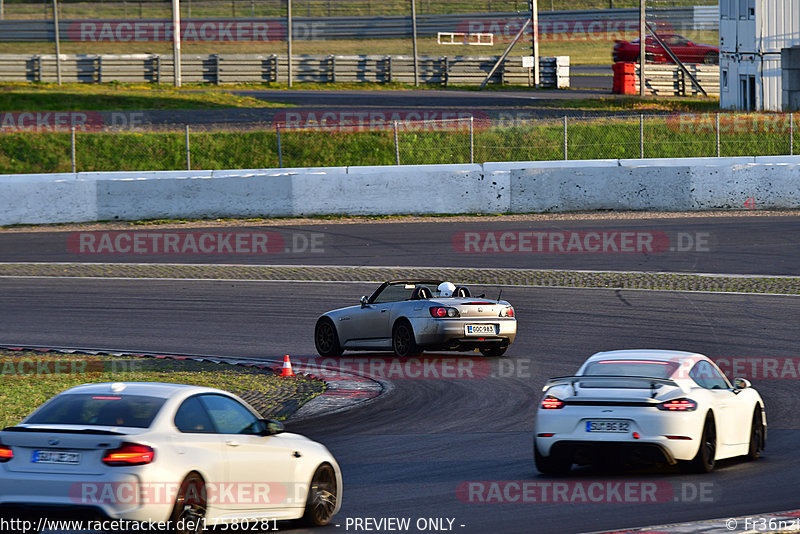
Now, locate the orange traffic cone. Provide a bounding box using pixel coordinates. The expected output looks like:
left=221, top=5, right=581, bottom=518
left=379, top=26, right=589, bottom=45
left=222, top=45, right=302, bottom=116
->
left=281, top=355, right=294, bottom=377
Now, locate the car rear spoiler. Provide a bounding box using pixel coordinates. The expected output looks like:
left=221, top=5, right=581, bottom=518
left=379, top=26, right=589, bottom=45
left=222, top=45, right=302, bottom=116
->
left=543, top=375, right=680, bottom=398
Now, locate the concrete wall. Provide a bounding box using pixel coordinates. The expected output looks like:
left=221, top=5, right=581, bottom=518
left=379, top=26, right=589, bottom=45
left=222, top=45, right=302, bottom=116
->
left=2, top=157, right=799, bottom=226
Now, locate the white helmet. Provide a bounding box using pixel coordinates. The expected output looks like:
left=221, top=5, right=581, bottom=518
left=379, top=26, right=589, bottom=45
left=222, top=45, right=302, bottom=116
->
left=437, top=282, right=456, bottom=297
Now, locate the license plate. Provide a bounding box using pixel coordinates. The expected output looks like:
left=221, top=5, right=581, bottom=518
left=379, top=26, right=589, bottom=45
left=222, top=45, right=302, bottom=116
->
left=32, top=450, right=81, bottom=465
left=465, top=324, right=497, bottom=336
left=585, top=421, right=630, bottom=433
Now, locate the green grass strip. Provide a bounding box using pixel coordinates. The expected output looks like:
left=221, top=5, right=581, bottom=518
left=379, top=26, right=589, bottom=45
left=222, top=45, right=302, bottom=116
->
left=0, top=349, right=325, bottom=428
left=2, top=116, right=797, bottom=173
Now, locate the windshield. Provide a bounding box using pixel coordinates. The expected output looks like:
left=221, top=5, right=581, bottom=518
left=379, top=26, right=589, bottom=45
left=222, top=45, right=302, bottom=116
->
left=583, top=360, right=679, bottom=379
left=24, top=393, right=166, bottom=428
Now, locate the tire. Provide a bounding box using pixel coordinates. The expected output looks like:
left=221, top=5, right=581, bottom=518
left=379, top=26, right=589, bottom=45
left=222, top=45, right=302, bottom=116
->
left=315, top=317, right=343, bottom=358
left=687, top=414, right=717, bottom=473
left=746, top=406, right=765, bottom=461
left=302, top=463, right=338, bottom=527
left=704, top=51, right=719, bottom=65
left=170, top=473, right=206, bottom=534
left=534, top=440, right=572, bottom=476
left=480, top=346, right=507, bottom=357
left=392, top=320, right=421, bottom=358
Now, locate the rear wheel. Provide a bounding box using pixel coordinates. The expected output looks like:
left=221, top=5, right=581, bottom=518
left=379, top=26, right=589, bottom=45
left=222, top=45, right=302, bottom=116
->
left=480, top=346, right=507, bottom=357
left=746, top=406, right=765, bottom=460
left=392, top=320, right=421, bottom=358
left=302, top=463, right=338, bottom=526
left=315, top=317, right=343, bottom=357
left=170, top=472, right=206, bottom=534
left=686, top=414, right=717, bottom=473
left=534, top=440, right=571, bottom=476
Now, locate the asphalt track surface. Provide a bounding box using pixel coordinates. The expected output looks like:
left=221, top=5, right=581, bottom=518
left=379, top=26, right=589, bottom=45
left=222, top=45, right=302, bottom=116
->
left=2, top=215, right=800, bottom=275
left=141, top=70, right=615, bottom=128
left=0, top=278, right=798, bottom=534
left=1, top=215, right=799, bottom=533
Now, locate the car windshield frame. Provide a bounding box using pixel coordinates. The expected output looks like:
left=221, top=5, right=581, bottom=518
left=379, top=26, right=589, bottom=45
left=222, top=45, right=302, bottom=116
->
left=368, top=280, right=443, bottom=304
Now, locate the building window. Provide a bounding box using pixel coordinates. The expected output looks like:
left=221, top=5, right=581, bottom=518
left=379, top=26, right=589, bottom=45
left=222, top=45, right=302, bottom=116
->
left=722, top=69, right=728, bottom=91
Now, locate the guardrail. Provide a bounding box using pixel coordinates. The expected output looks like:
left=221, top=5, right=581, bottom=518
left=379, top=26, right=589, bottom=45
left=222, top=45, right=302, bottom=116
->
left=0, top=53, right=569, bottom=86
left=641, top=64, right=719, bottom=96
left=0, top=7, right=719, bottom=42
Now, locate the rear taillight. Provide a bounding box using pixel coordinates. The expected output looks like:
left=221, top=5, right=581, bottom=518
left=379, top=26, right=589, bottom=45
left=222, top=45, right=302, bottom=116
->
left=540, top=396, right=565, bottom=409
left=657, top=398, right=697, bottom=411
left=500, top=307, right=514, bottom=317
left=429, top=306, right=459, bottom=318
left=102, top=443, right=155, bottom=466
left=0, top=445, right=12, bottom=462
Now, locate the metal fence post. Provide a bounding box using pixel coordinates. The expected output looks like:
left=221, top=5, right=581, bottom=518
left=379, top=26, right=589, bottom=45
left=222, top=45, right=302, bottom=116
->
left=639, top=114, right=644, bottom=159
left=70, top=126, right=76, bottom=173
left=393, top=120, right=400, bottom=165
left=469, top=115, right=474, bottom=164
left=715, top=113, right=720, bottom=157
left=276, top=124, right=283, bottom=168
left=563, top=115, right=568, bottom=160
left=185, top=124, right=191, bottom=170
left=790, top=113, right=794, bottom=156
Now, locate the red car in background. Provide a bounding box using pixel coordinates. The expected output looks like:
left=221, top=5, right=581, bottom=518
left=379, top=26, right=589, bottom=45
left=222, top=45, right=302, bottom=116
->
left=613, top=33, right=719, bottom=64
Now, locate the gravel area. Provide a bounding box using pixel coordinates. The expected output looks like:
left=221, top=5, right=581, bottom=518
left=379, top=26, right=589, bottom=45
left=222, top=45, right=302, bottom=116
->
left=2, top=210, right=799, bottom=233
left=1, top=263, right=798, bottom=295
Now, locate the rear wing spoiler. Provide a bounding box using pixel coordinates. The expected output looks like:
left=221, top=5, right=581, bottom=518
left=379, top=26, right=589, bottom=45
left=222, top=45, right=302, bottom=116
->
left=543, top=375, right=680, bottom=397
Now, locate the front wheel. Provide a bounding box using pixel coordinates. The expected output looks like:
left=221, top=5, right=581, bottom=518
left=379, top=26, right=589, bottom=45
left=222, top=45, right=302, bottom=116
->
left=392, top=320, right=421, bottom=358
left=704, top=51, right=719, bottom=65
left=315, top=317, right=343, bottom=357
left=746, top=406, right=765, bottom=461
left=302, top=463, right=338, bottom=526
left=170, top=473, right=206, bottom=534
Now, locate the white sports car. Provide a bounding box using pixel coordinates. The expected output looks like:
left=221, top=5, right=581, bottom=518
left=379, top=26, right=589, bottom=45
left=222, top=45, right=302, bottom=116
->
left=534, top=350, right=766, bottom=475
left=0, top=382, right=341, bottom=531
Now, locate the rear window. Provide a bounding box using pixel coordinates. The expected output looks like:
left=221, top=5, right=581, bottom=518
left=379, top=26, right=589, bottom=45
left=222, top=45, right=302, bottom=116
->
left=583, top=360, right=679, bottom=379
left=24, top=394, right=166, bottom=428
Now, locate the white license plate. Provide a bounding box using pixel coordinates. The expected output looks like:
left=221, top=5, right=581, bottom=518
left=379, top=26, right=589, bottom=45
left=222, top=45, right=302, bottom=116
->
left=585, top=421, right=630, bottom=433
left=32, top=450, right=81, bottom=465
left=465, top=324, right=497, bottom=336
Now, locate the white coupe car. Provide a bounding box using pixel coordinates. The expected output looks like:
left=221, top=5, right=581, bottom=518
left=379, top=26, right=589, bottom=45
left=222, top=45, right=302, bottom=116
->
left=534, top=350, right=766, bottom=475
left=0, top=382, right=341, bottom=531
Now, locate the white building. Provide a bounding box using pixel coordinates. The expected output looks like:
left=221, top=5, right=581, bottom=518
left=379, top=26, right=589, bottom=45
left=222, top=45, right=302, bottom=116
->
left=719, top=0, right=800, bottom=110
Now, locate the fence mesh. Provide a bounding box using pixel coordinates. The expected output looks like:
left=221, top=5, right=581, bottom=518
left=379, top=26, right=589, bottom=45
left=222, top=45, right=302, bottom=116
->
left=1, top=113, right=797, bottom=174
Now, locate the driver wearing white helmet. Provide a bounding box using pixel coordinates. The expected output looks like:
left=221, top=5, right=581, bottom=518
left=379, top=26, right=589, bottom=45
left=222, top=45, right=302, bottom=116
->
left=437, top=282, right=456, bottom=297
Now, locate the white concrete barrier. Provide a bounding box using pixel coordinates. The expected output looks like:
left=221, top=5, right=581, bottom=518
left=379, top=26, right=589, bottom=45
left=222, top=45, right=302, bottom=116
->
left=1, top=157, right=799, bottom=225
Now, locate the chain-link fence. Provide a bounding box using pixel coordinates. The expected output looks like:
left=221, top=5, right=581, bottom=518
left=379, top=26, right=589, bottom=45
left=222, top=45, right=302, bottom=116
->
left=1, top=113, right=796, bottom=174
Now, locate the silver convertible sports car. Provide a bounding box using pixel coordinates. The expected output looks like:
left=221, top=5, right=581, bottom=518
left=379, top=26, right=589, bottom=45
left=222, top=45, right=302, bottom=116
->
left=314, top=279, right=517, bottom=358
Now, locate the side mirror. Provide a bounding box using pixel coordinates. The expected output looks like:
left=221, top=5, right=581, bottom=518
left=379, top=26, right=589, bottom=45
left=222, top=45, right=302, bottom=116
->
left=262, top=419, right=284, bottom=435
left=733, top=378, right=751, bottom=390
left=360, top=295, right=369, bottom=308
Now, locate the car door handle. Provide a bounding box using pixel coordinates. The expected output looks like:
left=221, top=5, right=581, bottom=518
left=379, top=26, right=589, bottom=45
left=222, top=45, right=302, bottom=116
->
left=225, top=440, right=240, bottom=447
left=381, top=309, right=387, bottom=313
